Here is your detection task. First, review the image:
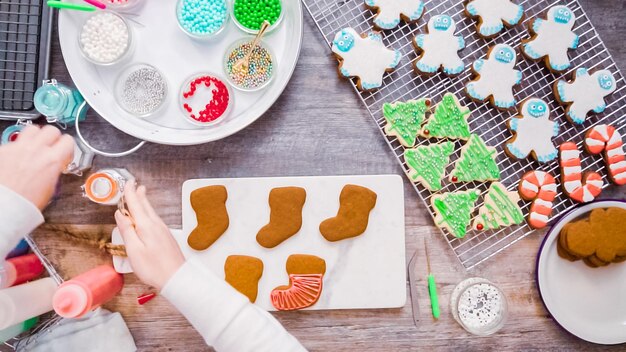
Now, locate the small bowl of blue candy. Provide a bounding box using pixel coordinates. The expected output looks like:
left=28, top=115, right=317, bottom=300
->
left=176, top=0, right=230, bottom=40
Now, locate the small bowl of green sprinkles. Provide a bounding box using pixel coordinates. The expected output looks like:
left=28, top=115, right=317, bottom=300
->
left=224, top=38, right=275, bottom=91
left=231, top=0, right=283, bottom=34
left=176, top=0, right=229, bottom=40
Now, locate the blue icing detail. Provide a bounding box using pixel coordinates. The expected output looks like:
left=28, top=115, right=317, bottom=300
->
left=506, top=143, right=526, bottom=159
left=509, top=118, right=518, bottom=131
left=391, top=50, right=401, bottom=68
left=433, top=15, right=452, bottom=31
left=552, top=6, right=574, bottom=25
left=473, top=59, right=484, bottom=72
left=527, top=100, right=548, bottom=118
left=523, top=44, right=542, bottom=59
left=598, top=72, right=615, bottom=90
left=414, top=34, right=425, bottom=48
left=551, top=62, right=571, bottom=71
left=374, top=18, right=401, bottom=30
left=466, top=2, right=478, bottom=16
left=593, top=103, right=607, bottom=114
left=368, top=32, right=383, bottom=42
left=333, top=29, right=355, bottom=52
left=416, top=61, right=437, bottom=73
left=508, top=4, right=524, bottom=25
left=480, top=23, right=504, bottom=37
left=466, top=82, right=485, bottom=100
left=495, top=46, right=515, bottom=64
left=576, top=67, right=588, bottom=76
left=552, top=122, right=560, bottom=136
left=444, top=64, right=465, bottom=75
left=495, top=99, right=516, bottom=109
left=340, top=67, right=351, bottom=77
left=365, top=0, right=375, bottom=6
left=409, top=2, right=425, bottom=20
left=567, top=111, right=584, bottom=124
left=532, top=18, right=544, bottom=33
left=537, top=150, right=558, bottom=163
left=571, top=35, right=579, bottom=49
left=457, top=35, right=465, bottom=49
left=515, top=70, right=523, bottom=85
left=557, top=81, right=567, bottom=100
left=361, top=81, right=381, bottom=90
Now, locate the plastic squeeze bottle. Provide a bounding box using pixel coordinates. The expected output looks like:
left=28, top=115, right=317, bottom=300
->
left=0, top=317, right=38, bottom=343
left=52, top=265, right=124, bottom=318
left=0, top=254, right=44, bottom=288
left=0, top=277, right=57, bottom=330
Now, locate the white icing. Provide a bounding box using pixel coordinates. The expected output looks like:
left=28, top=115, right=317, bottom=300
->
left=607, top=148, right=623, bottom=158
left=533, top=198, right=553, bottom=209
left=366, top=0, right=425, bottom=30
left=614, top=172, right=626, bottom=181
left=556, top=69, right=616, bottom=124
left=596, top=124, right=610, bottom=140
left=586, top=179, right=604, bottom=188
left=332, top=28, right=401, bottom=90
left=582, top=188, right=595, bottom=202
left=610, top=160, right=626, bottom=171
left=466, top=44, right=521, bottom=109
left=534, top=171, right=546, bottom=185
left=563, top=166, right=582, bottom=175
left=585, top=138, right=604, bottom=147
left=465, top=0, right=523, bottom=37
left=542, top=183, right=557, bottom=192
left=521, top=179, right=538, bottom=193
left=529, top=212, right=549, bottom=222
left=506, top=98, right=558, bottom=163
left=564, top=180, right=580, bottom=193
left=522, top=5, right=578, bottom=71
left=413, top=15, right=465, bottom=75
left=560, top=149, right=579, bottom=160
left=608, top=131, right=622, bottom=145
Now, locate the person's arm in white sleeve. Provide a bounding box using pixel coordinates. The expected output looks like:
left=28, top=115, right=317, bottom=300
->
left=161, top=259, right=306, bottom=352
left=116, top=183, right=306, bottom=352
left=0, top=125, right=75, bottom=258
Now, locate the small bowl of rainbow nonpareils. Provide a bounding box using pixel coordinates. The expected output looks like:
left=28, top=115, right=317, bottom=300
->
left=223, top=38, right=275, bottom=92
left=176, top=0, right=229, bottom=40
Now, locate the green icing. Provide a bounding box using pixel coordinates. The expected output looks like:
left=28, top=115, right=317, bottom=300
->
left=404, top=141, right=454, bottom=191
left=384, top=99, right=429, bottom=146
left=433, top=190, right=480, bottom=238
left=477, top=183, right=524, bottom=230
left=421, top=93, right=471, bottom=140
left=451, top=134, right=500, bottom=182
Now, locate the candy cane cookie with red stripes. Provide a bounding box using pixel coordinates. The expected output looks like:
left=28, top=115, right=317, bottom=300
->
left=559, top=142, right=604, bottom=203
left=584, top=124, right=626, bottom=185
left=518, top=170, right=557, bottom=229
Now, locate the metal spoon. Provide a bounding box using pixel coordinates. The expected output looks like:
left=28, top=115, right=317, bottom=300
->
left=233, top=20, right=271, bottom=74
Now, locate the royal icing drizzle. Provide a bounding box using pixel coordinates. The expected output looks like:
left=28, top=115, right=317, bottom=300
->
left=365, top=0, right=425, bottom=30
left=332, top=28, right=402, bottom=90
left=556, top=68, right=617, bottom=124
left=404, top=141, right=454, bottom=191
left=559, top=141, right=603, bottom=203
left=432, top=189, right=480, bottom=238
left=506, top=98, right=559, bottom=163
left=450, top=134, right=500, bottom=183
left=518, top=170, right=557, bottom=229
left=465, top=0, right=524, bottom=37
left=383, top=98, right=430, bottom=147
left=413, top=15, right=465, bottom=76
left=466, top=44, right=522, bottom=109
left=521, top=5, right=579, bottom=71
left=585, top=124, right=626, bottom=185
left=421, top=93, right=471, bottom=140
left=473, top=182, right=524, bottom=231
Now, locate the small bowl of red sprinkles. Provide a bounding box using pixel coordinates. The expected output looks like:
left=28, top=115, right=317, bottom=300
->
left=179, top=73, right=233, bottom=126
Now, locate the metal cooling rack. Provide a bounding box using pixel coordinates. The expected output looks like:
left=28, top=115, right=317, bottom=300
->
left=0, top=0, right=53, bottom=120
left=302, top=0, right=626, bottom=269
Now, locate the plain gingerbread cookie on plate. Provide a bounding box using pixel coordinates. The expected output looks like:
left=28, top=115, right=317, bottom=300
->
left=413, top=15, right=465, bottom=76
left=331, top=28, right=402, bottom=91
left=464, top=0, right=524, bottom=38
left=365, top=0, right=425, bottom=30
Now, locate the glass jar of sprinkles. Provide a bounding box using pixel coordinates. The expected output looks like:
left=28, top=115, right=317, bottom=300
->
left=176, top=0, right=229, bottom=40
left=232, top=0, right=283, bottom=34
left=179, top=73, right=233, bottom=126
left=115, top=64, right=168, bottom=118
left=79, top=11, right=133, bottom=66
left=450, top=278, right=508, bottom=336
left=82, top=168, right=135, bottom=205
left=224, top=38, right=275, bottom=92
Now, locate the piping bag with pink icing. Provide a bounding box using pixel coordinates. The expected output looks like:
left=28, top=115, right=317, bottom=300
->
left=53, top=265, right=124, bottom=318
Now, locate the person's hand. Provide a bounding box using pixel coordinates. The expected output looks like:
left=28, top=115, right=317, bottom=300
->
left=0, top=125, right=74, bottom=210
left=115, top=183, right=185, bottom=291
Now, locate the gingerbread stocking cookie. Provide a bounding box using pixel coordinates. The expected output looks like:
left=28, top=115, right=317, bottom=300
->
left=413, top=15, right=465, bottom=76
left=465, top=0, right=524, bottom=38
left=332, top=28, right=401, bottom=91
left=555, top=68, right=617, bottom=125
left=466, top=44, right=522, bottom=110
left=365, top=0, right=425, bottom=30
left=505, top=98, right=559, bottom=163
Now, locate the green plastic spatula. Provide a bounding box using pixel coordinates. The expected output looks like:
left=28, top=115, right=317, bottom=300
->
left=425, top=240, right=440, bottom=319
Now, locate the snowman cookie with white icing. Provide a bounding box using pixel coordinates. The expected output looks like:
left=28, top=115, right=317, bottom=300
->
left=521, top=5, right=579, bottom=72
left=332, top=28, right=402, bottom=91
left=365, top=0, right=425, bottom=30
left=413, top=15, right=465, bottom=76
left=554, top=67, right=617, bottom=125
left=466, top=43, right=522, bottom=110
left=505, top=98, right=559, bottom=163
left=465, top=0, right=524, bottom=38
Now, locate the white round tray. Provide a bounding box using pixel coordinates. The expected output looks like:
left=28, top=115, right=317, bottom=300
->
left=58, top=1, right=303, bottom=145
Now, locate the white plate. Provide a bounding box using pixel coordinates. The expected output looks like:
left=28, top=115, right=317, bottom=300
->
left=536, top=200, right=626, bottom=345
left=58, top=1, right=303, bottom=145
left=179, top=175, right=407, bottom=311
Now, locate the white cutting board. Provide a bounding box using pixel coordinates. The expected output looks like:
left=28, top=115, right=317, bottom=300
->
left=178, top=175, right=406, bottom=311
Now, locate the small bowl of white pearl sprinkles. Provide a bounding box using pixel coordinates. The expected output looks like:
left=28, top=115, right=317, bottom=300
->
left=79, top=11, right=133, bottom=66
left=115, top=64, right=168, bottom=118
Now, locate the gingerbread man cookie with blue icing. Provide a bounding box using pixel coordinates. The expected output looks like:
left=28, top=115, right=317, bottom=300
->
left=413, top=15, right=465, bottom=76
left=332, top=28, right=402, bottom=91
left=554, top=67, right=617, bottom=125
left=521, top=5, right=579, bottom=72
left=464, top=0, right=524, bottom=38
left=365, top=0, right=425, bottom=30
left=505, top=98, right=560, bottom=163
left=466, top=43, right=522, bottom=110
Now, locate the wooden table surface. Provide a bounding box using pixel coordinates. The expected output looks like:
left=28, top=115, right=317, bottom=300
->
left=3, top=0, right=626, bottom=351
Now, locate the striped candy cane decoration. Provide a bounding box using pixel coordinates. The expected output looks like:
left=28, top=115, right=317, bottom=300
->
left=518, top=171, right=557, bottom=229
left=559, top=142, right=604, bottom=203
left=584, top=124, right=626, bottom=185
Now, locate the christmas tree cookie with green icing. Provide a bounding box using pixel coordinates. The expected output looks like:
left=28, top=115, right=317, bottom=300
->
left=472, top=182, right=524, bottom=231
left=449, top=133, right=500, bottom=183
left=420, top=92, right=472, bottom=140
left=404, top=141, right=455, bottom=191
left=431, top=189, right=481, bottom=238
left=384, top=98, right=431, bottom=147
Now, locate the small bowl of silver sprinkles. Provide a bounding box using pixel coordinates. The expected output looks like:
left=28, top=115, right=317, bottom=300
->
left=115, top=64, right=168, bottom=118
